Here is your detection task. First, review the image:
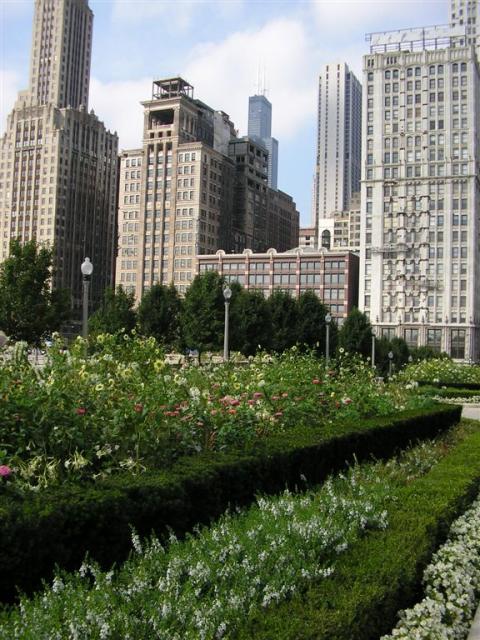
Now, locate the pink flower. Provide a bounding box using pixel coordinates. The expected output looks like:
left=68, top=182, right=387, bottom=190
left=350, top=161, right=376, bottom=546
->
left=210, top=409, right=218, bottom=416
left=0, top=465, right=12, bottom=478
left=134, top=403, right=143, bottom=413
left=342, top=398, right=352, bottom=405
left=76, top=407, right=86, bottom=416
left=274, top=411, right=283, bottom=418
left=228, top=408, right=237, bottom=415
left=271, top=395, right=280, bottom=401
left=312, top=379, right=321, bottom=385
left=281, top=392, right=288, bottom=398
left=253, top=392, right=264, bottom=399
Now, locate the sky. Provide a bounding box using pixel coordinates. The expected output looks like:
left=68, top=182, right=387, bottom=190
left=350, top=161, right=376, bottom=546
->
left=0, top=0, right=448, bottom=225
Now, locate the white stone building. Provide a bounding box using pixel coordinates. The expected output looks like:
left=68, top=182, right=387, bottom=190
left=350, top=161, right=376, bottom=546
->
left=360, top=25, right=480, bottom=359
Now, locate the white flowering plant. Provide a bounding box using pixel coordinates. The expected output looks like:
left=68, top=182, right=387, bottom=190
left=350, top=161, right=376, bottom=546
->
left=382, top=493, right=480, bottom=640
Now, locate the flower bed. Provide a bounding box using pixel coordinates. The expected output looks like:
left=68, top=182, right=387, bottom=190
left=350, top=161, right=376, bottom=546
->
left=0, top=404, right=461, bottom=603
left=400, top=359, right=480, bottom=388
left=0, top=424, right=464, bottom=639
left=232, top=420, right=480, bottom=639
left=0, top=335, right=430, bottom=491
left=382, top=491, right=480, bottom=639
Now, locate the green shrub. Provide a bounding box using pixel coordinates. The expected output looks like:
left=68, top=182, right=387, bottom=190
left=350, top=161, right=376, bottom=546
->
left=233, top=420, right=480, bottom=639
left=0, top=404, right=460, bottom=603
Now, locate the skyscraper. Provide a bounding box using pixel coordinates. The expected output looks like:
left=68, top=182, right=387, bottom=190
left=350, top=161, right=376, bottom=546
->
left=115, top=78, right=299, bottom=301
left=451, top=0, right=480, bottom=49
left=0, top=0, right=118, bottom=315
left=248, top=94, right=279, bottom=190
left=313, top=62, right=362, bottom=249
left=360, top=23, right=480, bottom=360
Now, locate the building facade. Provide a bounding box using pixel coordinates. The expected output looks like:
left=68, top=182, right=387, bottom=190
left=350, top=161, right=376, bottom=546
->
left=115, top=79, right=299, bottom=301
left=360, top=25, right=480, bottom=359
left=197, top=247, right=359, bottom=325
left=313, top=62, right=362, bottom=248
left=248, top=94, right=279, bottom=190
left=451, top=0, right=480, bottom=49
left=0, top=0, right=118, bottom=313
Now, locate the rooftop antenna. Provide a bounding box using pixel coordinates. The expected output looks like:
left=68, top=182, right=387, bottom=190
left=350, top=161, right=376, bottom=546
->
left=262, top=63, right=269, bottom=97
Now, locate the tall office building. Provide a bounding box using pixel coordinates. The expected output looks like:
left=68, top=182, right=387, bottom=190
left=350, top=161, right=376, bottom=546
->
left=0, top=0, right=118, bottom=314
left=360, top=24, right=480, bottom=360
left=248, top=95, right=279, bottom=190
left=451, top=0, right=480, bottom=48
left=313, top=62, right=362, bottom=249
left=116, top=78, right=299, bottom=301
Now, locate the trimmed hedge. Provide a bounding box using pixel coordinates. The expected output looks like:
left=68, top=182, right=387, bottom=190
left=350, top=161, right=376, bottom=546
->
left=233, top=419, right=480, bottom=640
left=418, top=380, right=480, bottom=390
left=420, top=385, right=480, bottom=399
left=0, top=404, right=461, bottom=603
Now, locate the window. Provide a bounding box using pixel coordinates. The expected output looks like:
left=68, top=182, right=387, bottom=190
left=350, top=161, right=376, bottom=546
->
left=427, top=328, right=442, bottom=352
left=451, top=329, right=466, bottom=359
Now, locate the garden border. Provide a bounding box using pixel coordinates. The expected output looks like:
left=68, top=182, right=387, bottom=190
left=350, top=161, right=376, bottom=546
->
left=0, top=403, right=461, bottom=602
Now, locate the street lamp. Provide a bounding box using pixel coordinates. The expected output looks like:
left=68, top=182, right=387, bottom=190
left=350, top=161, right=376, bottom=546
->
left=81, top=257, right=93, bottom=342
left=371, top=328, right=376, bottom=369
left=325, top=313, right=332, bottom=364
left=388, top=350, right=394, bottom=377
left=223, top=284, right=232, bottom=362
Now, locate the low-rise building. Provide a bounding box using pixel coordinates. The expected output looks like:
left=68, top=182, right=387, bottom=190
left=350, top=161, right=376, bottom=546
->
left=197, top=247, right=359, bottom=324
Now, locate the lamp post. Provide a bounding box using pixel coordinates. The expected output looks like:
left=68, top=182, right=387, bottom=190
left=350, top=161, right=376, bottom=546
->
left=388, top=350, right=394, bottom=377
left=81, top=257, right=93, bottom=343
left=325, top=313, right=332, bottom=365
left=371, top=328, right=376, bottom=369
left=223, top=284, right=232, bottom=362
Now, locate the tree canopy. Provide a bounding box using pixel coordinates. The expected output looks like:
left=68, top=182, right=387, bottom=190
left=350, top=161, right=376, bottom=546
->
left=0, top=239, right=70, bottom=345
left=89, top=286, right=136, bottom=337
left=137, top=283, right=181, bottom=348
left=338, top=308, right=373, bottom=358
left=179, top=271, right=227, bottom=357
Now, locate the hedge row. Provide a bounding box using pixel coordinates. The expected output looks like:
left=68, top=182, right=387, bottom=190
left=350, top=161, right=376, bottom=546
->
left=418, top=380, right=480, bottom=390
left=233, top=418, right=480, bottom=640
left=0, top=404, right=461, bottom=603
left=420, top=385, right=480, bottom=399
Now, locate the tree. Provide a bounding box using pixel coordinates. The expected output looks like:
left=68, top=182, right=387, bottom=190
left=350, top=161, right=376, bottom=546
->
left=179, top=271, right=226, bottom=358
left=0, top=239, right=71, bottom=345
left=229, top=289, right=272, bottom=356
left=268, top=291, right=299, bottom=353
left=375, top=335, right=410, bottom=376
left=296, top=291, right=335, bottom=355
left=137, top=284, right=181, bottom=348
left=88, top=286, right=136, bottom=337
left=338, top=308, right=373, bottom=358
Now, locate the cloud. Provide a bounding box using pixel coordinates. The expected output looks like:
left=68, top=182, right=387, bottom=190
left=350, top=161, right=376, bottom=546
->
left=0, top=70, right=21, bottom=135
left=310, top=0, right=448, bottom=41
left=183, top=17, right=319, bottom=140
left=109, top=0, right=244, bottom=30
left=89, top=76, right=151, bottom=149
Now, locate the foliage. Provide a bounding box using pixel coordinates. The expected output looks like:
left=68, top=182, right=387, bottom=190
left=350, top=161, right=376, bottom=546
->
left=375, top=336, right=410, bottom=377
left=382, top=490, right=480, bottom=639
left=0, top=239, right=70, bottom=345
left=296, top=291, right=335, bottom=355
left=400, top=358, right=480, bottom=387
left=338, top=308, right=372, bottom=359
left=268, top=291, right=299, bottom=353
left=137, top=283, right=181, bottom=348
left=88, top=286, right=136, bottom=337
left=409, top=345, right=450, bottom=362
left=1, top=425, right=469, bottom=638
left=233, top=420, right=480, bottom=639
left=179, top=271, right=226, bottom=357
left=0, top=365, right=457, bottom=601
left=229, top=288, right=272, bottom=356
left=0, top=339, right=435, bottom=493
